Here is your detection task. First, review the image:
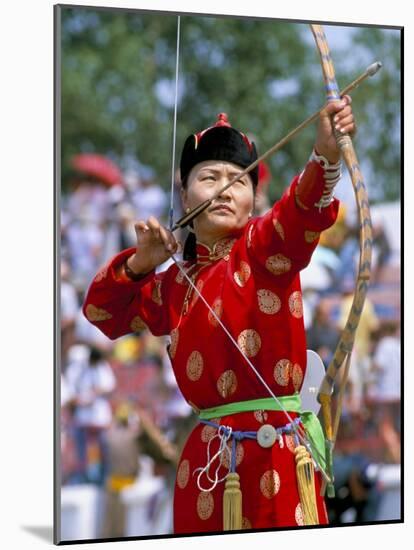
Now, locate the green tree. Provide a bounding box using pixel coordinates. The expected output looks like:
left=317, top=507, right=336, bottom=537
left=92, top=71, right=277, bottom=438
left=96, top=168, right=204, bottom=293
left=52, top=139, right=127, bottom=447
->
left=348, top=26, right=401, bottom=202
left=60, top=7, right=401, bottom=203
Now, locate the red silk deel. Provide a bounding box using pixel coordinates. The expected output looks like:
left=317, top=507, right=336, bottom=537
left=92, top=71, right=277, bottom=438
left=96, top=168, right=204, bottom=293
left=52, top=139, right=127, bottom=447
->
left=83, top=168, right=338, bottom=533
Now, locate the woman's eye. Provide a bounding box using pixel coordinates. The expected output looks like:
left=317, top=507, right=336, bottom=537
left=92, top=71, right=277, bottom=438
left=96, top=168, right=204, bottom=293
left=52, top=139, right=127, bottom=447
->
left=202, top=175, right=215, bottom=181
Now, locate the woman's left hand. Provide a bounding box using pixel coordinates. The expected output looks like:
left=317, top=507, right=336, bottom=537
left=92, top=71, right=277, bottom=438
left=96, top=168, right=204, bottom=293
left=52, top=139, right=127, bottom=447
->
left=314, top=94, right=357, bottom=163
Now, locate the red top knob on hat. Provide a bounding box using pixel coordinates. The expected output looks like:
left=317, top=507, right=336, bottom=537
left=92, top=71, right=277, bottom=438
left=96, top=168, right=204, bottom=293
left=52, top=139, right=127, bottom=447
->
left=215, top=113, right=231, bottom=127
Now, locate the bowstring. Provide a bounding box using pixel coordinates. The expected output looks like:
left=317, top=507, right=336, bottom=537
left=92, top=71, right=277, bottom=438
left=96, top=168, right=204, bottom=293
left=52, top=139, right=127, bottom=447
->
left=169, top=15, right=181, bottom=231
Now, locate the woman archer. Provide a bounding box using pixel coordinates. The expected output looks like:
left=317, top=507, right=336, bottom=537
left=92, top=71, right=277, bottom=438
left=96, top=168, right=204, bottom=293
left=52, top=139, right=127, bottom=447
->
left=83, top=98, right=356, bottom=534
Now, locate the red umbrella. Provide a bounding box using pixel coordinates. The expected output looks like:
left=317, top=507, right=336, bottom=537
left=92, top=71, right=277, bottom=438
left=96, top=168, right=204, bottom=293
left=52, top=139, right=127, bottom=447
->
left=71, top=153, right=122, bottom=187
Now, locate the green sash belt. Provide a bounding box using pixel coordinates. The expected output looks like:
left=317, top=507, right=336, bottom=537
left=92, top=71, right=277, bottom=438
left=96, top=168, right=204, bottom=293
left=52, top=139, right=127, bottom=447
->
left=198, top=394, right=326, bottom=470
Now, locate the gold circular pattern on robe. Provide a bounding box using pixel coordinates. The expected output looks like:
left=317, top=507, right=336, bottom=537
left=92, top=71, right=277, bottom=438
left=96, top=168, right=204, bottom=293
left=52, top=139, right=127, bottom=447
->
left=288, top=291, right=303, bottom=318
left=151, top=278, right=163, bottom=305
left=260, top=469, right=281, bottom=499
left=177, top=459, right=190, bottom=489
left=197, top=491, right=214, bottom=520
left=265, top=254, right=292, bottom=276
left=186, top=351, right=204, bottom=381
left=221, top=441, right=244, bottom=469
left=94, top=266, right=108, bottom=282
left=130, top=315, right=147, bottom=332
left=169, top=328, right=179, bottom=359
left=257, top=289, right=281, bottom=315
left=304, top=230, right=321, bottom=243
left=285, top=434, right=296, bottom=453
left=201, top=423, right=218, bottom=443
left=85, top=304, right=112, bottom=322
left=292, top=363, right=304, bottom=392
left=234, top=261, right=251, bottom=287
left=273, top=218, right=285, bottom=241
left=208, top=298, right=223, bottom=327
left=295, top=502, right=305, bottom=525
left=237, top=329, right=261, bottom=357
left=242, top=517, right=252, bottom=529
left=274, top=359, right=292, bottom=386
left=214, top=238, right=236, bottom=258
left=217, top=370, right=238, bottom=398
left=253, top=410, right=269, bottom=424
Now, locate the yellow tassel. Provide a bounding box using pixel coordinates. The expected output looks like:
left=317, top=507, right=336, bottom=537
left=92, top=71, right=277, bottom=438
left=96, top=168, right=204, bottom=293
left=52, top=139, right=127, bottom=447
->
left=223, top=472, right=242, bottom=530
left=294, top=445, right=319, bottom=525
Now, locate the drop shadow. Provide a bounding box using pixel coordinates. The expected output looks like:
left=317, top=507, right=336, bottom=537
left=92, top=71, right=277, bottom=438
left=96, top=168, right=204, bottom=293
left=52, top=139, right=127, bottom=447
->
left=21, top=525, right=54, bottom=543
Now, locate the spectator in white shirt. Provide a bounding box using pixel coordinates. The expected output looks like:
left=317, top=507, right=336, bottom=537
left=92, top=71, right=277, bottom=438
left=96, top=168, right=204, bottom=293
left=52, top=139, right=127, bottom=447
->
left=65, top=345, right=117, bottom=484
left=368, top=321, right=401, bottom=463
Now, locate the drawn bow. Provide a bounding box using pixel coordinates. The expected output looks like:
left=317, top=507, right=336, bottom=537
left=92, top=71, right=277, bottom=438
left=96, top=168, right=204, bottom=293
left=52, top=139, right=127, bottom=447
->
left=310, top=24, right=373, bottom=497
left=168, top=20, right=375, bottom=494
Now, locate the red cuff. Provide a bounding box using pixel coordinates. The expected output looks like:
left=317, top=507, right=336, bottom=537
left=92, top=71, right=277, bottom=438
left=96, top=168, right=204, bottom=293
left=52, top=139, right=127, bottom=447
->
left=107, top=248, right=155, bottom=286
left=294, top=161, right=326, bottom=210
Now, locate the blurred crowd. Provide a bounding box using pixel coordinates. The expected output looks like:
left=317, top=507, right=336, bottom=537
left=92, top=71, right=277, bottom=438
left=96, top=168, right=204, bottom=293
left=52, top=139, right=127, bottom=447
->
left=60, top=153, right=401, bottom=538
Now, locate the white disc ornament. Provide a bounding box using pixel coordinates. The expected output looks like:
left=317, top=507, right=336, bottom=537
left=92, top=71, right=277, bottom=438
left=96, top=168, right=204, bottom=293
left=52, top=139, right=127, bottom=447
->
left=300, top=350, right=326, bottom=414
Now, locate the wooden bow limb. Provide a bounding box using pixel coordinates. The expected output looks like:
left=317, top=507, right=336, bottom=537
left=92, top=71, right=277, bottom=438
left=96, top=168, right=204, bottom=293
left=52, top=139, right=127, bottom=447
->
left=311, top=24, right=373, bottom=497
left=319, top=352, right=352, bottom=497
left=172, top=62, right=381, bottom=231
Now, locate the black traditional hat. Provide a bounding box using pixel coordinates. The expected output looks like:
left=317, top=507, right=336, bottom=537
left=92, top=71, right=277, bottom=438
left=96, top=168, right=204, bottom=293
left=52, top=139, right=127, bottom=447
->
left=180, top=113, right=258, bottom=187
left=179, top=114, right=258, bottom=261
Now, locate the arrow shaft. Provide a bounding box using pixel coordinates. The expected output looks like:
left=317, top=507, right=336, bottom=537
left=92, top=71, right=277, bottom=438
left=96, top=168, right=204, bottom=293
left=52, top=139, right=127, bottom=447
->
left=172, top=63, right=381, bottom=231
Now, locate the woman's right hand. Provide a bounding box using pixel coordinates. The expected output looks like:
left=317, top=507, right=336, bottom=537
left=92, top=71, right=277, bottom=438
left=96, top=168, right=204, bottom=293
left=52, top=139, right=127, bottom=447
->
left=127, top=216, right=179, bottom=275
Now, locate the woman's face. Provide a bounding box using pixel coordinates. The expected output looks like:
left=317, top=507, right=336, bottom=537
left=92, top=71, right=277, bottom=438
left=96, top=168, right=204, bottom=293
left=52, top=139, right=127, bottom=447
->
left=181, top=160, right=254, bottom=245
